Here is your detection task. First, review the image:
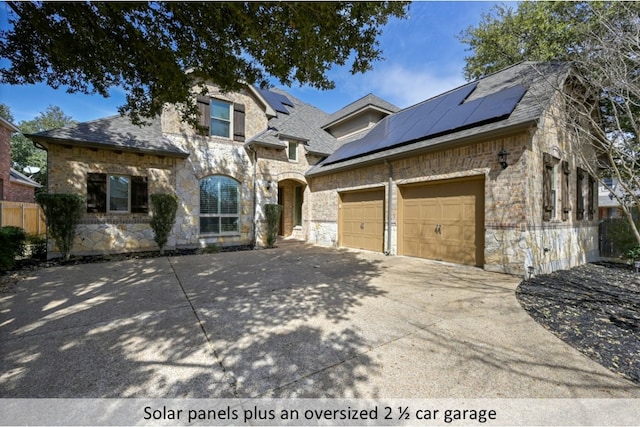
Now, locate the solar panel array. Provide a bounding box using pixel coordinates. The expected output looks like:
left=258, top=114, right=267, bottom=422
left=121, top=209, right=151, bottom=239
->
left=257, top=88, right=294, bottom=114
left=322, top=83, right=527, bottom=166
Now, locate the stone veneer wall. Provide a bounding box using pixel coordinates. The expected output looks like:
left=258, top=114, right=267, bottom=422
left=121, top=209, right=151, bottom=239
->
left=46, top=144, right=177, bottom=256
left=307, top=127, right=599, bottom=276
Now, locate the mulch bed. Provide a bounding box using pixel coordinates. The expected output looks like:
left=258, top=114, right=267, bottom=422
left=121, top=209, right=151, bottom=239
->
left=516, top=261, right=640, bottom=385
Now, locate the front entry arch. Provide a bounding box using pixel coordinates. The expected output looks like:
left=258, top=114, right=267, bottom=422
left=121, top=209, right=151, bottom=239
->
left=277, top=178, right=306, bottom=238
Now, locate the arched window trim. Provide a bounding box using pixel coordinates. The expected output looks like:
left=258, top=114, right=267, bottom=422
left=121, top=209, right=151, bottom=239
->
left=199, top=175, right=240, bottom=235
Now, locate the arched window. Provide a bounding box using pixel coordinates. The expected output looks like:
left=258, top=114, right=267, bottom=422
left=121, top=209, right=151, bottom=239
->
left=199, top=175, right=240, bottom=234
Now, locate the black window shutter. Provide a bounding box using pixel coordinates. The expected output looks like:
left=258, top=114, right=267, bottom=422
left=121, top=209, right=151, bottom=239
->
left=196, top=96, right=210, bottom=136
left=131, top=176, right=149, bottom=213
left=542, top=153, right=553, bottom=221
left=576, top=168, right=585, bottom=220
left=87, top=173, right=107, bottom=213
left=561, top=160, right=570, bottom=221
left=588, top=175, right=595, bottom=220
left=233, top=103, right=245, bottom=142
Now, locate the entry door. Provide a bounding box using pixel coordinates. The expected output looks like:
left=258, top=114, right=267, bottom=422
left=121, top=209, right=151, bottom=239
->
left=399, top=177, right=484, bottom=266
left=339, top=189, right=385, bottom=252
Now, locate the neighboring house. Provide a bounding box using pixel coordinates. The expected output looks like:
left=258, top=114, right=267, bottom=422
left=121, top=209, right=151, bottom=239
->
left=598, top=178, right=627, bottom=220
left=28, top=61, right=599, bottom=275
left=0, top=117, right=41, bottom=202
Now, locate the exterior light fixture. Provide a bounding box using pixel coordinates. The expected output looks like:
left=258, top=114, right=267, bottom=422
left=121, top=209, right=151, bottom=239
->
left=498, top=148, right=509, bottom=169
left=266, top=180, right=272, bottom=190
left=527, top=265, right=534, bottom=279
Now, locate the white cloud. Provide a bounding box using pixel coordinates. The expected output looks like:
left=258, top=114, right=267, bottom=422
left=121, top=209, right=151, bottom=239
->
left=344, top=63, right=468, bottom=109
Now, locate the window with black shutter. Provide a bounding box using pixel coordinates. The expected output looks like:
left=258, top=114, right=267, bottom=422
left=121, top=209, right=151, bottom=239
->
left=561, top=160, right=571, bottom=221
left=87, top=173, right=107, bottom=213
left=196, top=96, right=211, bottom=136
left=131, top=176, right=149, bottom=213
left=86, top=173, right=148, bottom=214
left=543, top=153, right=554, bottom=221
left=233, top=103, right=245, bottom=142
left=576, top=168, right=585, bottom=220
left=195, top=96, right=245, bottom=141
left=588, top=175, right=596, bottom=220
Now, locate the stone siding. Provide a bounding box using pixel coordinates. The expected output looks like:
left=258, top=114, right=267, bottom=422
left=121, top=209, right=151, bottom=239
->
left=46, top=144, right=177, bottom=256
left=307, top=127, right=599, bottom=276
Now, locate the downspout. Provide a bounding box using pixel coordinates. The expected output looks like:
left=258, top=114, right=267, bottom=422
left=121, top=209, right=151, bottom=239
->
left=384, top=159, right=393, bottom=256
left=247, top=144, right=258, bottom=248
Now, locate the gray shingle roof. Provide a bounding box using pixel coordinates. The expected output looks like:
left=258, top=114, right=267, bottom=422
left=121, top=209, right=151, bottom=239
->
left=27, top=115, right=190, bottom=158
left=247, top=88, right=339, bottom=156
left=322, top=93, right=400, bottom=129
left=308, top=62, right=572, bottom=176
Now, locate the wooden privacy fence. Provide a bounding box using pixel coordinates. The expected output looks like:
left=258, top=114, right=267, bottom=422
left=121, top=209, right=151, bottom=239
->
left=0, top=201, right=46, bottom=235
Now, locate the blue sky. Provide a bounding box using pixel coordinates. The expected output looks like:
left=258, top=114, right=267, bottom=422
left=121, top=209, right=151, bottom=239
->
left=0, top=1, right=506, bottom=125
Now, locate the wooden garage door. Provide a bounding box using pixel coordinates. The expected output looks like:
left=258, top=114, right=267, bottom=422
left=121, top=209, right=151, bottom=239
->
left=399, top=177, right=484, bottom=266
left=339, top=189, right=385, bottom=252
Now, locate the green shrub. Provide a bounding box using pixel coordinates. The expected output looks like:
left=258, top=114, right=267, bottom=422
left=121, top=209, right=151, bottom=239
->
left=27, top=233, right=47, bottom=260
left=0, top=226, right=27, bottom=271
left=150, top=193, right=178, bottom=254
left=264, top=204, right=283, bottom=248
left=36, top=193, right=84, bottom=261
left=625, top=245, right=640, bottom=261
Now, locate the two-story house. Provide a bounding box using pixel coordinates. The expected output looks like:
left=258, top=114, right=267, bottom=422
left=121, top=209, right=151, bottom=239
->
left=28, top=62, right=599, bottom=275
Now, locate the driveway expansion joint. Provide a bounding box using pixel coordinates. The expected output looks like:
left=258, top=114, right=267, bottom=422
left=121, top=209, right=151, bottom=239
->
left=167, top=257, right=240, bottom=398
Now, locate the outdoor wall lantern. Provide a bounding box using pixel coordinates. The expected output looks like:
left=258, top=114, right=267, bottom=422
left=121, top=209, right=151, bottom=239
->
left=266, top=180, right=273, bottom=191
left=498, top=148, right=509, bottom=169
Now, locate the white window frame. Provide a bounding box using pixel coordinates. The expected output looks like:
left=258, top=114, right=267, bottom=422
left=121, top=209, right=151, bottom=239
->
left=210, top=99, right=233, bottom=139
left=107, top=175, right=131, bottom=213
left=199, top=175, right=240, bottom=235
left=287, top=140, right=298, bottom=162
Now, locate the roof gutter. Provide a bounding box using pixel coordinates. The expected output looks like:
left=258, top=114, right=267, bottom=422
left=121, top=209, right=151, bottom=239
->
left=27, top=135, right=190, bottom=159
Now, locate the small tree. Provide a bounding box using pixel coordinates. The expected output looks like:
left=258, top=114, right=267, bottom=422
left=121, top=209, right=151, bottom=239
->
left=36, top=193, right=83, bottom=261
left=264, top=204, right=283, bottom=248
left=150, top=193, right=178, bottom=255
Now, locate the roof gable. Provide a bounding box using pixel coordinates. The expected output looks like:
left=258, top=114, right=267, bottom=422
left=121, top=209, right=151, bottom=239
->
left=322, top=93, right=399, bottom=130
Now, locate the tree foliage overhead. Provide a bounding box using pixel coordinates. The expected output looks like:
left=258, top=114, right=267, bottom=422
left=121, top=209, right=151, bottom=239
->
left=457, top=1, right=622, bottom=80
left=460, top=1, right=640, bottom=244
left=0, top=1, right=408, bottom=124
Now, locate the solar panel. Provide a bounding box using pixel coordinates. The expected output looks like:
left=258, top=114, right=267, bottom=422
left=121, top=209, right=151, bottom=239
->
left=463, top=84, right=526, bottom=125
left=322, top=82, right=478, bottom=165
left=322, top=82, right=526, bottom=166
left=256, top=88, right=292, bottom=114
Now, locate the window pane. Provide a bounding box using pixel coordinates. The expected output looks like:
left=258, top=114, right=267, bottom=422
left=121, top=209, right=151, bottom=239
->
left=210, top=119, right=230, bottom=138
left=288, top=141, right=297, bottom=160
left=220, top=217, right=238, bottom=233
left=210, top=99, right=230, bottom=120
left=199, top=175, right=240, bottom=234
left=109, top=176, right=129, bottom=212
left=200, top=178, right=219, bottom=214
left=200, top=217, right=220, bottom=234
left=220, top=180, right=238, bottom=214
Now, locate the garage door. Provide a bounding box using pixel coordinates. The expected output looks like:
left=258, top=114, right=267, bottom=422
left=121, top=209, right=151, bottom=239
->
left=339, top=189, right=385, bottom=252
left=399, top=177, right=484, bottom=266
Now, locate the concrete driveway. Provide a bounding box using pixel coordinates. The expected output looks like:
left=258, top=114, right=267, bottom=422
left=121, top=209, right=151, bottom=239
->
left=1, top=242, right=638, bottom=398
